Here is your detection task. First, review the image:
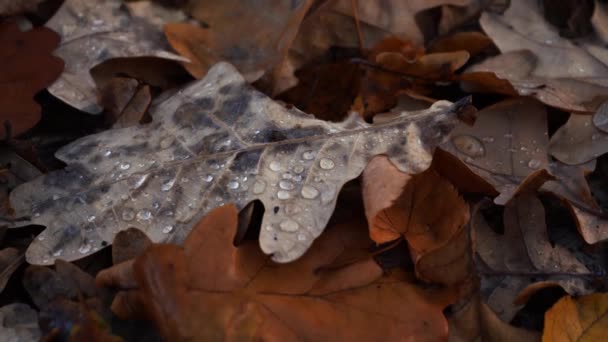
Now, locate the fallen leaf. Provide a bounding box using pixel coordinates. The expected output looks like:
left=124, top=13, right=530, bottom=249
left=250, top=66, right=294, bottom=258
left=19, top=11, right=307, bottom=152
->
left=0, top=303, right=40, bottom=341
left=0, top=247, right=23, bottom=294
left=593, top=101, right=608, bottom=133
left=428, top=31, right=493, bottom=56
left=112, top=227, right=152, bottom=265
left=0, top=0, right=43, bottom=16
left=10, top=62, right=470, bottom=265
left=447, top=294, right=540, bottom=342
left=549, top=114, right=608, bottom=165
left=45, top=0, right=185, bottom=113
left=0, top=22, right=64, bottom=140
left=97, top=204, right=456, bottom=341
left=166, top=0, right=314, bottom=88
left=543, top=293, right=608, bottom=341
left=473, top=195, right=597, bottom=322
left=363, top=157, right=472, bottom=287
left=99, top=77, right=151, bottom=128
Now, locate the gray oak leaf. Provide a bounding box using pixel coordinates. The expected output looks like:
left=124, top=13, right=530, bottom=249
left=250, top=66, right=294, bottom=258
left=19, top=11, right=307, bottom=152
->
left=10, top=62, right=467, bottom=265
left=46, top=0, right=186, bottom=113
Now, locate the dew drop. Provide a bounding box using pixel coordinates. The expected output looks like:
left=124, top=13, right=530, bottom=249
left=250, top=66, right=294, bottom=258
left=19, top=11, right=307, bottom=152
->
left=152, top=202, right=160, bottom=209
left=277, top=190, right=291, bottom=200
left=129, top=173, right=149, bottom=189
left=293, top=165, right=304, bottom=174
left=279, top=180, right=295, bottom=190
left=282, top=172, right=293, bottom=179
left=301, top=185, right=319, bottom=199
left=293, top=175, right=302, bottom=182
left=53, top=249, right=63, bottom=257
left=119, top=162, right=131, bottom=170
left=137, top=209, right=152, bottom=221
left=210, top=163, right=221, bottom=170
left=451, top=135, right=485, bottom=158
left=122, top=209, right=135, bottom=221
left=78, top=243, right=92, bottom=254
left=269, top=161, right=281, bottom=171
left=87, top=215, right=96, bottom=222
left=203, top=174, right=214, bottom=182
left=33, top=212, right=41, bottom=217
left=527, top=159, right=541, bottom=169
left=252, top=180, right=266, bottom=194
left=37, top=235, right=45, bottom=241
left=481, top=136, right=495, bottom=143
left=319, top=158, right=335, bottom=170
left=264, top=225, right=273, bottom=231
left=52, top=194, right=60, bottom=200
left=280, top=219, right=299, bottom=232
left=227, top=181, right=240, bottom=190
left=297, top=233, right=307, bottom=241
left=162, top=225, right=174, bottom=234
left=161, top=178, right=176, bottom=191
left=302, top=151, right=315, bottom=160
left=103, top=150, right=112, bottom=157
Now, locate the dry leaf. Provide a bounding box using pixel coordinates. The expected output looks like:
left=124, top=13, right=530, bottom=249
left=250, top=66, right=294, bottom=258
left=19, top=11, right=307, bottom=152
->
left=0, top=303, right=40, bottom=341
left=0, top=22, right=63, bottom=140
left=10, top=62, right=470, bottom=265
left=97, top=204, right=456, bottom=341
left=363, top=157, right=472, bottom=286
left=112, top=227, right=152, bottom=265
left=428, top=31, right=493, bottom=56
left=45, top=0, right=185, bottom=113
left=543, top=293, right=608, bottom=341
left=549, top=114, right=608, bottom=165
left=99, top=77, right=151, bottom=128
left=473, top=195, right=596, bottom=322
left=0, top=247, right=23, bottom=294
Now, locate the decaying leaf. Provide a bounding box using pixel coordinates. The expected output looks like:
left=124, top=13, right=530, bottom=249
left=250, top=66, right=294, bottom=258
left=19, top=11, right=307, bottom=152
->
left=10, top=62, right=470, bottom=265
left=0, top=22, right=64, bottom=140
left=97, top=204, right=456, bottom=341
left=99, top=77, right=151, bottom=128
left=0, top=247, right=23, bottom=294
left=473, top=195, right=597, bottom=322
left=0, top=303, right=40, bottom=341
left=543, top=293, right=608, bottom=341
left=363, top=157, right=472, bottom=286
left=45, top=0, right=185, bottom=113
left=549, top=113, right=608, bottom=165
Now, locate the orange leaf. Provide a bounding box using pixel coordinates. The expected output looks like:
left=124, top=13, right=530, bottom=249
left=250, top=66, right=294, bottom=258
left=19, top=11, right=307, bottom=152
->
left=543, top=293, right=608, bottom=341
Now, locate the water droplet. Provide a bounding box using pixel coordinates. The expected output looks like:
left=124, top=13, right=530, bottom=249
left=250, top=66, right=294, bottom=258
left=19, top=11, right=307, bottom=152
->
left=302, top=151, right=315, bottom=160
left=269, top=161, right=281, bottom=171
left=293, top=165, right=304, bottom=174
left=152, top=202, right=160, bottom=209
left=297, top=233, right=307, bottom=241
left=520, top=146, right=528, bottom=151
left=160, top=137, right=174, bottom=149
left=282, top=173, right=293, bottom=179
left=33, top=212, right=41, bottom=217
left=137, top=209, right=152, bottom=221
left=119, top=162, right=131, bottom=170
left=203, top=174, right=214, bottom=182
left=481, top=136, right=495, bottom=143
left=52, top=194, right=60, bottom=200
left=129, top=174, right=149, bottom=189
left=104, top=150, right=112, bottom=157
left=162, top=225, right=174, bottom=234
left=227, top=181, right=240, bottom=190
left=161, top=178, right=176, bottom=191
left=122, top=209, right=135, bottom=221
left=280, top=219, right=299, bottom=232
left=293, top=175, right=302, bottom=182
left=37, top=235, right=45, bottom=241
left=451, top=135, right=485, bottom=158
left=279, top=180, right=294, bottom=190
left=215, top=196, right=223, bottom=202
left=252, top=180, right=266, bottom=194
left=527, top=159, right=541, bottom=169
left=264, top=225, right=273, bottom=231
left=277, top=190, right=291, bottom=200
left=53, top=249, right=63, bottom=257
left=301, top=185, right=320, bottom=199
left=78, top=243, right=92, bottom=254
left=87, top=215, right=96, bottom=222
left=210, top=163, right=221, bottom=170
left=319, top=158, right=335, bottom=170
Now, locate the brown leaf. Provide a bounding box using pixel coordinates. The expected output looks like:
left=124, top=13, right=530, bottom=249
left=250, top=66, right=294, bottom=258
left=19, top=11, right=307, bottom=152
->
left=363, top=157, right=472, bottom=286
left=0, top=22, right=63, bottom=140
left=472, top=195, right=596, bottom=322
left=0, top=248, right=23, bottom=294
left=447, top=294, right=539, bottom=342
left=111, top=227, right=152, bottom=265
left=0, top=303, right=40, bottom=341
left=97, top=204, right=456, bottom=341
left=428, top=31, right=493, bottom=56
left=99, top=77, right=151, bottom=129
left=549, top=114, right=608, bottom=165
left=0, top=0, right=43, bottom=16
left=542, top=293, right=608, bottom=341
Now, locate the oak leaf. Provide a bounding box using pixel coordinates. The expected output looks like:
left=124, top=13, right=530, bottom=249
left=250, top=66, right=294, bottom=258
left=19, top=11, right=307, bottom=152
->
left=10, top=62, right=468, bottom=265
left=542, top=293, right=608, bottom=341
left=97, top=204, right=456, bottom=341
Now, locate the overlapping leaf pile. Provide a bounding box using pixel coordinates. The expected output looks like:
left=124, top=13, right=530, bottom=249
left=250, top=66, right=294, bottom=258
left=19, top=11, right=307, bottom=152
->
left=1, top=0, right=608, bottom=340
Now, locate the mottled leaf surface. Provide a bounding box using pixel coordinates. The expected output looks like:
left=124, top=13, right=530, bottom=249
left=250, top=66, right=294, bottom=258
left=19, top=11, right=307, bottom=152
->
left=46, top=0, right=185, bottom=113
left=11, top=62, right=464, bottom=265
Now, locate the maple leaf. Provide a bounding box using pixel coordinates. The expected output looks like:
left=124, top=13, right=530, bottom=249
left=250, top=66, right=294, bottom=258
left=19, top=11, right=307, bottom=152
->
left=96, top=204, right=456, bottom=341
left=45, top=0, right=185, bottom=113
left=0, top=22, right=63, bottom=140
left=542, top=293, right=608, bottom=341
left=10, top=62, right=470, bottom=265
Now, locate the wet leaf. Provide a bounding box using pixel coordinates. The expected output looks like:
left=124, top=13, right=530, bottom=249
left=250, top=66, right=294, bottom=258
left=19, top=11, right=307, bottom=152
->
left=0, top=303, right=40, bottom=341
left=549, top=114, right=608, bottom=165
left=363, top=157, right=472, bottom=286
left=473, top=195, right=597, bottom=322
left=45, top=0, right=185, bottom=113
left=10, top=62, right=469, bottom=265
left=97, top=204, right=456, bottom=341
left=0, top=22, right=64, bottom=140
left=543, top=293, right=608, bottom=341
left=593, top=101, right=608, bottom=133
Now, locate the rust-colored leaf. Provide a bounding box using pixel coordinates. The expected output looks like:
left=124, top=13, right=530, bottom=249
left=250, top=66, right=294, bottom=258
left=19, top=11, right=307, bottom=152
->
left=97, top=204, right=456, bottom=341
left=0, top=22, right=63, bottom=139
left=543, top=293, right=608, bottom=341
